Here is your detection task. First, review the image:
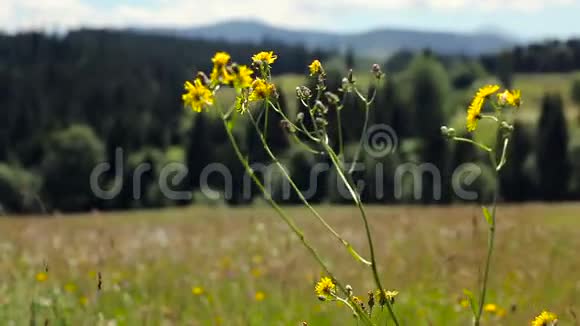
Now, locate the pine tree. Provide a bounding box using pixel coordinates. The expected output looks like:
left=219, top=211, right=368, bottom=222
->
left=186, top=114, right=211, bottom=193
left=409, top=54, right=451, bottom=203
left=500, top=121, right=534, bottom=201
left=537, top=93, right=571, bottom=200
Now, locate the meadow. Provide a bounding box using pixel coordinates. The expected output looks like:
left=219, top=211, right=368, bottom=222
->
left=1, top=204, right=579, bottom=325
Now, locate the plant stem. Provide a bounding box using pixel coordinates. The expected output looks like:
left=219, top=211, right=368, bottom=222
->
left=474, top=147, right=503, bottom=326
left=220, top=115, right=373, bottom=325
left=247, top=112, right=371, bottom=265
left=349, top=103, right=370, bottom=174
left=474, top=190, right=497, bottom=326
left=337, top=105, right=344, bottom=157
left=323, top=142, right=400, bottom=326
left=453, top=137, right=492, bottom=153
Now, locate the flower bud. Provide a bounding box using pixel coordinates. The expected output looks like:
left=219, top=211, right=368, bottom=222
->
left=196, top=71, right=210, bottom=86
left=230, top=63, right=240, bottom=74
left=314, top=100, right=327, bottom=114
left=371, top=64, right=383, bottom=79
left=347, top=69, right=355, bottom=84
left=440, top=126, right=456, bottom=138
left=296, top=86, right=312, bottom=100
left=367, top=291, right=375, bottom=310
left=324, top=91, right=340, bottom=105
left=345, top=284, right=353, bottom=296
left=296, top=112, right=305, bottom=122
left=315, top=117, right=328, bottom=127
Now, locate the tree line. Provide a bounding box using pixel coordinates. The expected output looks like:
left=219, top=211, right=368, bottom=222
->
left=1, top=30, right=579, bottom=214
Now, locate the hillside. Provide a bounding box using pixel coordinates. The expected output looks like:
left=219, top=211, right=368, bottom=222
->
left=147, top=20, right=516, bottom=58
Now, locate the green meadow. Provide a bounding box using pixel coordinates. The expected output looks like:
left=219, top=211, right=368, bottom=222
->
left=1, top=204, right=579, bottom=325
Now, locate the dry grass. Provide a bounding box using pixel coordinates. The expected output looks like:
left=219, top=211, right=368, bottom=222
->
left=1, top=203, right=579, bottom=325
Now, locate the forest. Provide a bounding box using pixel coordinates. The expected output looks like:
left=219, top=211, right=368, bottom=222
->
left=1, top=29, right=580, bottom=213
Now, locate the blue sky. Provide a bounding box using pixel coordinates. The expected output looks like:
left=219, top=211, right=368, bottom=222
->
left=2, top=0, right=580, bottom=39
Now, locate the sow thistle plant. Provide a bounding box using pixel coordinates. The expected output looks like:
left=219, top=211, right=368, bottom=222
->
left=443, top=85, right=557, bottom=326
left=182, top=50, right=556, bottom=325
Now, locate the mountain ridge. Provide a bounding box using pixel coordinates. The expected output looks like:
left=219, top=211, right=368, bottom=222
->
left=144, top=20, right=516, bottom=58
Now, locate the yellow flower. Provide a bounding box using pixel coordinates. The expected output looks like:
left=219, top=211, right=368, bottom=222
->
left=64, top=283, right=77, bottom=293
left=531, top=311, right=558, bottom=326
left=232, top=65, right=253, bottom=89
left=375, top=289, right=399, bottom=306
left=250, top=268, right=262, bottom=278
left=210, top=51, right=233, bottom=85
left=496, top=308, right=507, bottom=318
left=249, top=78, right=276, bottom=101
left=466, top=84, right=500, bottom=132
left=251, top=254, right=263, bottom=264
left=182, top=79, right=214, bottom=112
left=252, top=51, right=277, bottom=65
left=192, top=286, right=204, bottom=296
left=254, top=291, right=266, bottom=301
left=314, top=277, right=335, bottom=299
left=35, top=272, right=48, bottom=282
left=308, top=59, right=323, bottom=76
left=484, top=303, right=498, bottom=313
left=498, top=89, right=522, bottom=107
left=79, top=295, right=89, bottom=306
left=459, top=299, right=470, bottom=308
left=212, top=51, right=230, bottom=67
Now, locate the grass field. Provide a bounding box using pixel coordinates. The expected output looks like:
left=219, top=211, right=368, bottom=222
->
left=1, top=204, right=579, bottom=325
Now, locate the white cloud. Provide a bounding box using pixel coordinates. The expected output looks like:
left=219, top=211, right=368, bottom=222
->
left=1, top=0, right=578, bottom=32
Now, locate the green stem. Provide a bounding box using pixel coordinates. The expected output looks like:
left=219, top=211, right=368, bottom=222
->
left=474, top=188, right=497, bottom=326
left=247, top=112, right=371, bottom=265
left=337, top=105, right=344, bottom=157
left=323, top=142, right=400, bottom=326
left=263, top=102, right=269, bottom=139
left=453, top=137, right=492, bottom=153
left=480, top=114, right=499, bottom=122
left=220, top=115, right=373, bottom=326
left=474, top=143, right=505, bottom=325
left=349, top=103, right=371, bottom=174
left=496, top=138, right=510, bottom=171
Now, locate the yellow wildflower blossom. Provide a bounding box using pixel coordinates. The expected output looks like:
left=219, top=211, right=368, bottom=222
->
left=314, top=277, right=335, bottom=299
left=375, top=289, right=399, bottom=306
left=79, top=295, right=89, bottom=306
left=210, top=51, right=233, bottom=85
left=466, top=84, right=500, bottom=132
left=64, top=282, right=77, bottom=293
left=498, top=89, right=522, bottom=107
left=249, top=78, right=276, bottom=101
left=252, top=51, right=277, bottom=65
left=484, top=303, right=498, bottom=313
left=35, top=272, right=48, bottom=282
left=232, top=65, right=253, bottom=89
left=531, top=311, right=558, bottom=326
left=254, top=291, right=266, bottom=301
left=308, top=59, right=323, bottom=76
left=182, top=79, right=214, bottom=112
left=212, top=51, right=230, bottom=67
left=192, top=286, right=204, bottom=296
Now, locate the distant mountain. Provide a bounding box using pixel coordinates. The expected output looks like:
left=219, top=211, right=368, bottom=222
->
left=146, top=20, right=516, bottom=58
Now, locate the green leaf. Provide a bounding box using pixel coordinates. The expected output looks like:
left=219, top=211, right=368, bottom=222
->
left=482, top=206, right=493, bottom=226
left=346, top=244, right=372, bottom=266
left=463, top=288, right=474, bottom=299
left=462, top=289, right=477, bottom=316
